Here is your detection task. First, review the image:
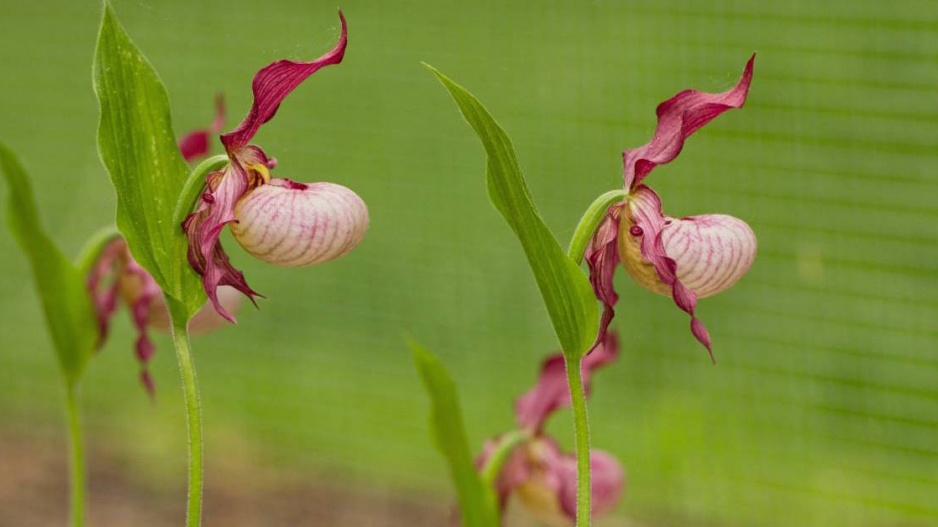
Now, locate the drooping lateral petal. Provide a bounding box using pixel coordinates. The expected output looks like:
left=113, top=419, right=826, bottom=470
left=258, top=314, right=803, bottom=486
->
left=622, top=55, right=754, bottom=189
left=584, top=206, right=623, bottom=348
left=177, top=94, right=226, bottom=162
left=515, top=332, right=619, bottom=432
left=86, top=238, right=125, bottom=346
left=182, top=163, right=261, bottom=321
left=123, top=256, right=162, bottom=396
left=186, top=285, right=243, bottom=334
left=623, top=186, right=713, bottom=356
left=220, top=12, right=348, bottom=151
left=556, top=448, right=624, bottom=520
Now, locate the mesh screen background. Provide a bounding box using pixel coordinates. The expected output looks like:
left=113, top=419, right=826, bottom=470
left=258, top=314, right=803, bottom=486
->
left=0, top=1, right=935, bottom=525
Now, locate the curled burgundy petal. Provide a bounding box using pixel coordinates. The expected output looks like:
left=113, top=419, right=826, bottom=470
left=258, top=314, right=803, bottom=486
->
left=623, top=54, right=754, bottom=190
left=86, top=238, right=160, bottom=393
left=584, top=206, right=623, bottom=349
left=230, top=179, right=369, bottom=267
left=86, top=239, right=125, bottom=345
left=188, top=286, right=243, bottom=333
left=125, top=258, right=160, bottom=396
left=113, top=246, right=163, bottom=396
left=178, top=94, right=226, bottom=162
left=220, top=11, right=348, bottom=152
left=182, top=162, right=262, bottom=322
left=515, top=332, right=619, bottom=432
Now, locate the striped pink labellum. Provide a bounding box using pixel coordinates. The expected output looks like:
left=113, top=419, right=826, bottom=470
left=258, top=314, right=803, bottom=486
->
left=585, top=55, right=757, bottom=359
left=619, top=210, right=756, bottom=299
left=231, top=180, right=368, bottom=267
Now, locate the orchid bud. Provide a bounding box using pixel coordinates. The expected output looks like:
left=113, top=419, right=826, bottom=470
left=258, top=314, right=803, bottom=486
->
left=231, top=179, right=368, bottom=267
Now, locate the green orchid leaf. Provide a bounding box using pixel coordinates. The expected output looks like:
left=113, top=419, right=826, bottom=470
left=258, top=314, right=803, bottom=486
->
left=411, top=341, right=500, bottom=527
left=427, top=65, right=598, bottom=360
left=0, top=142, right=97, bottom=385
left=93, top=1, right=205, bottom=317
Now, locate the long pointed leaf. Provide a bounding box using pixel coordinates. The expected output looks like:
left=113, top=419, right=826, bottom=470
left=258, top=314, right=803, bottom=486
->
left=427, top=66, right=598, bottom=360
left=411, top=341, right=500, bottom=527
left=0, top=142, right=97, bottom=385
left=93, top=1, right=205, bottom=317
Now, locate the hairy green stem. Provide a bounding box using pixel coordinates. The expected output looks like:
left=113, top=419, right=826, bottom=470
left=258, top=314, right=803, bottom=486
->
left=480, top=429, right=531, bottom=486
left=567, top=189, right=628, bottom=264
left=565, top=356, right=591, bottom=527
left=65, top=383, right=85, bottom=527
left=168, top=300, right=203, bottom=527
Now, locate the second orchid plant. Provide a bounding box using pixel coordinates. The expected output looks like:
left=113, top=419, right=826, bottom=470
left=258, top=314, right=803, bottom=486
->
left=92, top=4, right=368, bottom=526
left=415, top=58, right=757, bottom=526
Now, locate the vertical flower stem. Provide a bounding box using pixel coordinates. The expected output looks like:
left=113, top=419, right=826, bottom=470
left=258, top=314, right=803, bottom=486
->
left=167, top=300, right=203, bottom=527
left=565, top=356, right=591, bottom=527
left=65, top=382, right=86, bottom=527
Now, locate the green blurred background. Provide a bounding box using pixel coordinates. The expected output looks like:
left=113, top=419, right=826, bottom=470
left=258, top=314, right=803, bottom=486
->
left=1, top=0, right=937, bottom=525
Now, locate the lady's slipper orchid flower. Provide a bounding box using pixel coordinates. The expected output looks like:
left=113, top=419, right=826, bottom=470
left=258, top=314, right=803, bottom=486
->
left=87, top=238, right=240, bottom=394
left=479, top=333, right=624, bottom=524
left=586, top=56, right=757, bottom=359
left=182, top=12, right=369, bottom=321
